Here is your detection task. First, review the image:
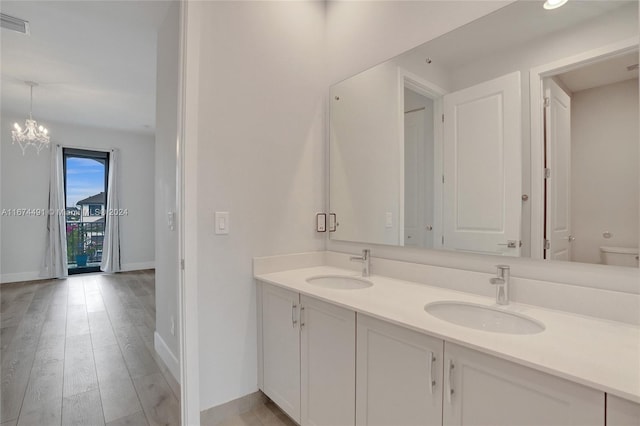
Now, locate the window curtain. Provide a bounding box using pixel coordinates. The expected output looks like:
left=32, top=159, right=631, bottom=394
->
left=42, top=144, right=68, bottom=278
left=101, top=148, right=121, bottom=273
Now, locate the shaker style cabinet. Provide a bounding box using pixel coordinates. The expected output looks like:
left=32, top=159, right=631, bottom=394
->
left=259, top=282, right=356, bottom=426
left=443, top=342, right=604, bottom=426
left=259, top=282, right=618, bottom=426
left=606, top=394, right=640, bottom=426
left=356, top=314, right=444, bottom=426
left=300, top=295, right=355, bottom=426
left=260, top=283, right=301, bottom=422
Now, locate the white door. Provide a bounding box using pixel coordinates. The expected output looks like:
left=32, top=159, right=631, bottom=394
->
left=300, top=296, right=355, bottom=426
left=356, top=314, right=443, bottom=426
left=443, top=342, right=603, bottom=426
left=544, top=79, right=572, bottom=261
left=261, top=283, right=301, bottom=423
left=404, top=109, right=428, bottom=247
left=443, top=71, right=522, bottom=255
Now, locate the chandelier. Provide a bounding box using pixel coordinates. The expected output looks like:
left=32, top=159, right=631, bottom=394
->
left=11, top=81, right=50, bottom=155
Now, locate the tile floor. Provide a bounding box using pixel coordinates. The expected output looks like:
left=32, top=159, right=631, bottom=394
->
left=214, top=400, right=297, bottom=426
left=1, top=270, right=180, bottom=426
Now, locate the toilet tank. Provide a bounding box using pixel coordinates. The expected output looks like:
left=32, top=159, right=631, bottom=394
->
left=599, top=246, right=639, bottom=267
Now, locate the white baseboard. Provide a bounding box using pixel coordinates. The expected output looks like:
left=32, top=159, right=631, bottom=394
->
left=154, top=331, right=180, bottom=383
left=121, top=261, right=156, bottom=272
left=1, top=271, right=42, bottom=284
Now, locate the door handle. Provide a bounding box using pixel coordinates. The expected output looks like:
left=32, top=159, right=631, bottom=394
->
left=292, top=303, right=298, bottom=328
left=446, top=359, right=455, bottom=403
left=300, top=306, right=306, bottom=327
left=497, top=240, right=521, bottom=248
left=428, top=352, right=436, bottom=394
left=567, top=235, right=575, bottom=242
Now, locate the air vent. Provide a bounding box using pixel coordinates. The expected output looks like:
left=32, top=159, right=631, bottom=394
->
left=627, top=64, right=639, bottom=72
left=1, top=13, right=30, bottom=35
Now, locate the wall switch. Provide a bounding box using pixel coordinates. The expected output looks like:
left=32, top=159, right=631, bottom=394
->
left=329, top=213, right=337, bottom=232
left=170, top=315, right=175, bottom=336
left=316, top=213, right=326, bottom=232
left=215, top=211, right=229, bottom=235
left=385, top=212, right=393, bottom=228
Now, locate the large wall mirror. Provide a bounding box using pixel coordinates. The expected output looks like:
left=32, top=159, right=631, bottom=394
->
left=329, top=0, right=639, bottom=268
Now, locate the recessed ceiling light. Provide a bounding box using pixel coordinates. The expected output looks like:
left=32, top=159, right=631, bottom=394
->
left=543, top=0, right=568, bottom=10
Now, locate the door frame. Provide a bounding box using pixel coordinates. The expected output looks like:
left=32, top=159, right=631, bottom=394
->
left=397, top=68, right=446, bottom=247
left=62, top=147, right=110, bottom=274
left=178, top=0, right=201, bottom=423
left=528, top=37, right=638, bottom=259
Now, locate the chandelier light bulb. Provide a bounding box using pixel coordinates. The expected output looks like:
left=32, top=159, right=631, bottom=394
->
left=10, top=82, right=50, bottom=155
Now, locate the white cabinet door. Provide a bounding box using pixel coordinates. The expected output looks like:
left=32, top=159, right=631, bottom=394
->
left=300, top=295, right=355, bottom=426
left=356, top=314, right=444, bottom=426
left=261, top=283, right=301, bottom=423
left=607, top=394, right=640, bottom=426
left=443, top=342, right=603, bottom=426
left=443, top=71, right=521, bottom=256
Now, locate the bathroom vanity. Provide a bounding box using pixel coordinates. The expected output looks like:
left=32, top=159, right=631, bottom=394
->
left=254, top=254, right=640, bottom=426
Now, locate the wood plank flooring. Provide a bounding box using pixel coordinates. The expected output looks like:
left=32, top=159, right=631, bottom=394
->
left=1, top=270, right=180, bottom=426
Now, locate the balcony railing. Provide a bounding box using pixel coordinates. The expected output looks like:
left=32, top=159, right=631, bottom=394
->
left=66, top=221, right=105, bottom=267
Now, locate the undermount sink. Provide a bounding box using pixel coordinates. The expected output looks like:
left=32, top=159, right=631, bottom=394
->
left=425, top=301, right=545, bottom=335
left=306, top=275, right=373, bottom=290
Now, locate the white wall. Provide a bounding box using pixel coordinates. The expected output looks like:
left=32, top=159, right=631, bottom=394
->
left=570, top=79, right=639, bottom=264
left=330, top=61, right=401, bottom=245
left=325, top=1, right=511, bottom=85
left=0, top=116, right=155, bottom=283
left=194, top=1, right=325, bottom=410
left=154, top=0, right=180, bottom=377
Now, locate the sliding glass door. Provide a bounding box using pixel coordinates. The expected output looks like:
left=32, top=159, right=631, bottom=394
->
left=63, top=148, right=109, bottom=274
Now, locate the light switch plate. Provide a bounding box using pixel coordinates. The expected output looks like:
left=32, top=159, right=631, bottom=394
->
left=385, top=212, right=393, bottom=228
left=215, top=211, right=229, bottom=235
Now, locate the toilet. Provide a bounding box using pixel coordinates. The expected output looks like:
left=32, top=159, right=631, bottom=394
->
left=599, top=246, right=640, bottom=267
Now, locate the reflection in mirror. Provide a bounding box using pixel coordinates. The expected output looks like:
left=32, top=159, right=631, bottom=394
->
left=329, top=0, right=638, bottom=267
left=543, top=53, right=639, bottom=267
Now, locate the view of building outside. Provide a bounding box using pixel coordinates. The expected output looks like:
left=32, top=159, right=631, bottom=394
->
left=65, top=156, right=106, bottom=270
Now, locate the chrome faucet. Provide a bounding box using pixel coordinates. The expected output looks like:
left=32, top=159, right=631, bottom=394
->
left=350, top=249, right=371, bottom=277
left=489, top=265, right=510, bottom=305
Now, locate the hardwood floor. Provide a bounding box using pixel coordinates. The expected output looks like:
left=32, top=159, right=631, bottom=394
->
left=1, top=270, right=180, bottom=426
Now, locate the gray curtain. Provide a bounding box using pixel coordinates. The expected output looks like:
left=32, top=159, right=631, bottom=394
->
left=101, top=148, right=121, bottom=273
left=42, top=145, right=68, bottom=278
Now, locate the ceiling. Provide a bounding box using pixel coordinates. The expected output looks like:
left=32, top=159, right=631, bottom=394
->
left=556, top=51, right=639, bottom=92
left=404, top=0, right=636, bottom=71
left=1, top=1, right=172, bottom=135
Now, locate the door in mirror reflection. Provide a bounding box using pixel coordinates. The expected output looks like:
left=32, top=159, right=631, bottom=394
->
left=542, top=55, right=639, bottom=267
left=442, top=72, right=522, bottom=256
left=404, top=89, right=435, bottom=248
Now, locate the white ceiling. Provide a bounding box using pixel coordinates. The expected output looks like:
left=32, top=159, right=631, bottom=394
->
left=404, top=0, right=636, bottom=71
left=556, top=51, right=639, bottom=92
left=1, top=1, right=171, bottom=135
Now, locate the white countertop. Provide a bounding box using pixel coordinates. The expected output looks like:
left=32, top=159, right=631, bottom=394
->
left=255, top=265, right=640, bottom=403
